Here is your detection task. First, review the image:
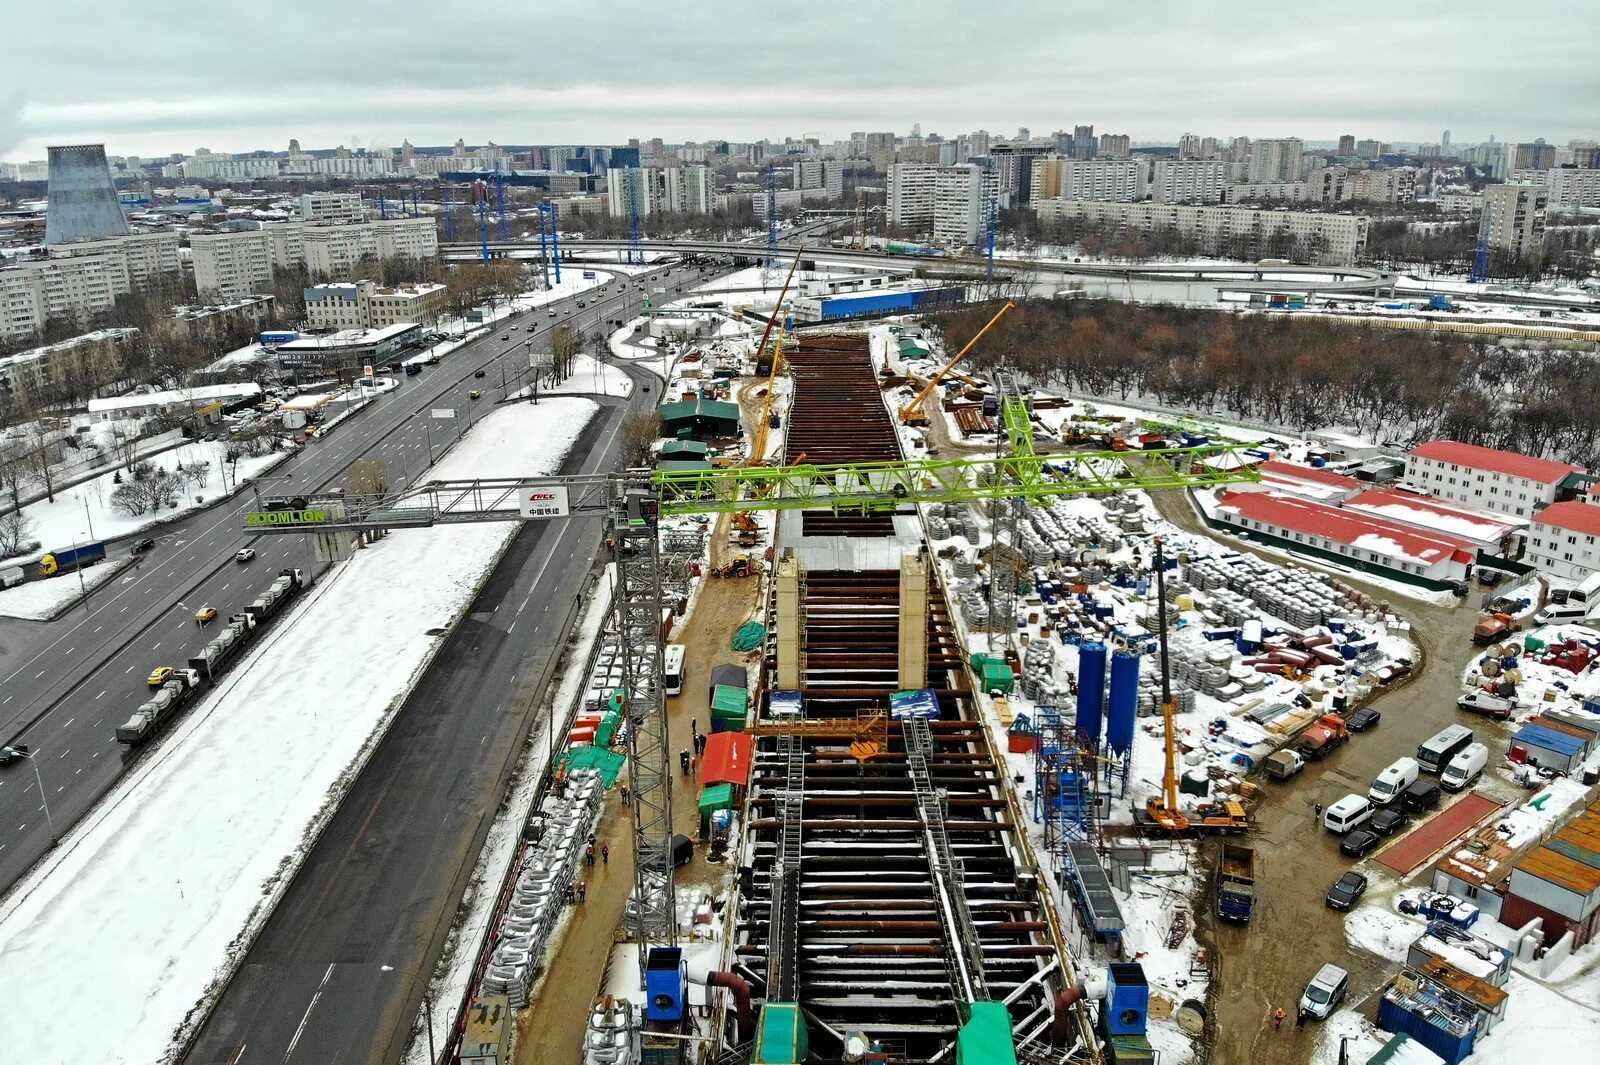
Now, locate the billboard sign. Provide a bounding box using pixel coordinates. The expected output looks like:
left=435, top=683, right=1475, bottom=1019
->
left=518, top=485, right=570, bottom=519
left=245, top=509, right=330, bottom=527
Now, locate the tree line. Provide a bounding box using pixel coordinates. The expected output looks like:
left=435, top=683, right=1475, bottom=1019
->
left=935, top=298, right=1600, bottom=466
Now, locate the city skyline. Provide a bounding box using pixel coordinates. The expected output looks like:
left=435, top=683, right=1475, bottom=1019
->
left=4, top=0, right=1595, bottom=162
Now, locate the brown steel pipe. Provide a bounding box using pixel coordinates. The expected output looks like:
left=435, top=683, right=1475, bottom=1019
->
left=705, top=971, right=753, bottom=1045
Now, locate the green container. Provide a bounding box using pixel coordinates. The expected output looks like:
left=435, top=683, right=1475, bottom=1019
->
left=956, top=1002, right=1019, bottom=1065
left=711, top=684, right=748, bottom=715
left=755, top=1003, right=808, bottom=1064
left=699, top=782, right=735, bottom=813
left=980, top=661, right=1015, bottom=695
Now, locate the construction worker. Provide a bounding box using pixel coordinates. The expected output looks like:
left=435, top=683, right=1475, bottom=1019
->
left=1314, top=801, right=1324, bottom=821
left=602, top=843, right=610, bottom=864
left=620, top=783, right=630, bottom=806
left=1273, top=1007, right=1286, bottom=1031
left=577, top=880, right=587, bottom=903
left=1296, top=1007, right=1309, bottom=1030
left=680, top=749, right=691, bottom=774
left=585, top=843, right=596, bottom=867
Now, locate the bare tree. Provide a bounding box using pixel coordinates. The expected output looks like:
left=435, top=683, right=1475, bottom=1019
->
left=0, top=509, right=37, bottom=558
left=343, top=457, right=390, bottom=497
left=27, top=439, right=63, bottom=503
left=619, top=412, right=661, bottom=468
left=550, top=327, right=581, bottom=379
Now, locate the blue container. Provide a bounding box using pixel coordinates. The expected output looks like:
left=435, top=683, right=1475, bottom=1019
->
left=1107, top=651, right=1139, bottom=754
left=1105, top=962, right=1149, bottom=1036
left=1076, top=642, right=1107, bottom=744
left=1310, top=456, right=1327, bottom=468
left=644, top=947, right=686, bottom=1022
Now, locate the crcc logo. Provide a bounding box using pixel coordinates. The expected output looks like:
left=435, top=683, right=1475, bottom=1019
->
left=518, top=485, right=570, bottom=518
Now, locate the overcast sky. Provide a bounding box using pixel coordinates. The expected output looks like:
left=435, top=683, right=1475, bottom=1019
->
left=4, top=0, right=1594, bottom=162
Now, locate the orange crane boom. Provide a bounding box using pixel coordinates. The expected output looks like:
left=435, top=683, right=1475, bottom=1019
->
left=748, top=245, right=806, bottom=466
left=897, top=301, right=1015, bottom=425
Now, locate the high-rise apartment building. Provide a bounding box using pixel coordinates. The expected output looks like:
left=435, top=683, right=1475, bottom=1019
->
left=300, top=192, right=365, bottom=225
left=1337, top=135, right=1356, bottom=155
left=606, top=167, right=659, bottom=218
left=1098, top=134, right=1132, bottom=159
left=1150, top=159, right=1229, bottom=203
left=1483, top=184, right=1548, bottom=261
left=1055, top=160, right=1147, bottom=202
left=191, top=230, right=275, bottom=301
left=1033, top=199, right=1368, bottom=265
left=1072, top=125, right=1096, bottom=159
left=1178, top=134, right=1201, bottom=159
left=664, top=166, right=717, bottom=214
left=890, top=163, right=993, bottom=245
left=1247, top=138, right=1304, bottom=183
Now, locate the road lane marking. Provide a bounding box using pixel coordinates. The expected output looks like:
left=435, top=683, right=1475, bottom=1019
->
left=95, top=691, right=105, bottom=699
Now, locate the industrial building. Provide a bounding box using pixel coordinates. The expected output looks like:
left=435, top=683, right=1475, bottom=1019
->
left=1341, top=487, right=1524, bottom=554
left=1211, top=489, right=1475, bottom=587
left=1525, top=501, right=1600, bottom=581
left=43, top=144, right=131, bottom=245
left=1033, top=198, right=1369, bottom=265
left=271, top=322, right=425, bottom=375
left=790, top=286, right=965, bottom=324
left=85, top=381, right=262, bottom=424
left=657, top=395, right=741, bottom=440
left=1402, top=440, right=1581, bottom=520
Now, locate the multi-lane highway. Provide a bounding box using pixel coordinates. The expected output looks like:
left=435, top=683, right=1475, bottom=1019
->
left=181, top=316, right=664, bottom=1065
left=0, top=259, right=707, bottom=894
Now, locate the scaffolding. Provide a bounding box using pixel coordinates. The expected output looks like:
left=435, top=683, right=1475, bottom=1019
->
left=1032, top=709, right=1101, bottom=853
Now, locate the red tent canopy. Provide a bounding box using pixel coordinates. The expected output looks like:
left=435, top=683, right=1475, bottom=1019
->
left=699, top=730, right=752, bottom=787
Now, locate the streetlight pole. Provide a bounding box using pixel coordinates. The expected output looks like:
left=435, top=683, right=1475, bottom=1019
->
left=24, top=751, right=57, bottom=847
left=380, top=965, right=436, bottom=1064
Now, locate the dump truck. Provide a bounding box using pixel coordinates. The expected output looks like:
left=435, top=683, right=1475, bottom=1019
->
left=38, top=541, right=105, bottom=578
left=1263, top=748, right=1306, bottom=780
left=1297, top=713, right=1350, bottom=760
left=1473, top=613, right=1519, bottom=646
left=1216, top=843, right=1257, bottom=923
left=116, top=669, right=202, bottom=745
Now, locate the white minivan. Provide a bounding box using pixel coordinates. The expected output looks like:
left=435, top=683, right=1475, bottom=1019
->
left=1324, top=794, right=1373, bottom=833
left=1442, top=742, right=1490, bottom=792
left=1369, top=757, right=1420, bottom=806
left=1535, top=604, right=1591, bottom=626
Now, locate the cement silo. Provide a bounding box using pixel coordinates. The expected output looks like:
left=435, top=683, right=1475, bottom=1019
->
left=1075, top=641, right=1107, bottom=745
left=44, top=144, right=130, bottom=245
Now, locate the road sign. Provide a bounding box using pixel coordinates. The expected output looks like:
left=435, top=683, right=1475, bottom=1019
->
left=431, top=408, right=456, bottom=419
left=518, top=485, right=570, bottom=519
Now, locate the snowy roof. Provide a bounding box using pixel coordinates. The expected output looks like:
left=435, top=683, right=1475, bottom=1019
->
left=0, top=328, right=138, bottom=370
left=1410, top=440, right=1582, bottom=484
left=1343, top=488, right=1522, bottom=545
left=87, top=382, right=262, bottom=413
left=1532, top=500, right=1600, bottom=537
left=1258, top=459, right=1362, bottom=489
left=1216, top=490, right=1476, bottom=567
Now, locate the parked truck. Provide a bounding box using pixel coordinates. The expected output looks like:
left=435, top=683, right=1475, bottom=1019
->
left=1297, top=713, right=1351, bottom=760
left=38, top=541, right=106, bottom=578
left=1473, top=613, right=1519, bottom=645
left=116, top=669, right=202, bottom=745
left=1263, top=748, right=1307, bottom=780
left=187, top=568, right=304, bottom=680
left=1215, top=843, right=1257, bottom=923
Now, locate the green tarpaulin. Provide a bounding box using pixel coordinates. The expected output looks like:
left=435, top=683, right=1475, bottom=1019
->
left=956, top=1002, right=1019, bottom=1065
left=595, top=710, right=622, bottom=748
left=732, top=621, right=766, bottom=651
left=559, top=745, right=627, bottom=786
left=698, top=782, right=735, bottom=813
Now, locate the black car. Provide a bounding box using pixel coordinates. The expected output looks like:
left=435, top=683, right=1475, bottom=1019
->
left=1345, top=707, right=1381, bottom=732
left=1325, top=871, right=1368, bottom=911
left=1369, top=808, right=1407, bottom=837
left=131, top=537, right=156, bottom=554
left=1340, top=828, right=1381, bottom=858
left=0, top=744, right=30, bottom=766
left=474, top=369, right=487, bottom=379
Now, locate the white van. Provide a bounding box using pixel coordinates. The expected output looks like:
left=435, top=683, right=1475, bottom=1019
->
left=1535, top=604, right=1592, bottom=626
left=1441, top=742, right=1489, bottom=792
left=1300, top=963, right=1349, bottom=1020
left=1324, top=794, right=1373, bottom=834
left=1369, top=757, right=1420, bottom=806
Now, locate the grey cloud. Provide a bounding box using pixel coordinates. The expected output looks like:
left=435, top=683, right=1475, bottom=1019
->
left=2, top=0, right=1594, bottom=158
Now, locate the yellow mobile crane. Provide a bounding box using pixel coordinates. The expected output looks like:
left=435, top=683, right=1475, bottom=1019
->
left=896, top=301, right=1016, bottom=425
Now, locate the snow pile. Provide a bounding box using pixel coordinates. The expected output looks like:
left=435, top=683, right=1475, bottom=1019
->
left=0, top=399, right=597, bottom=1065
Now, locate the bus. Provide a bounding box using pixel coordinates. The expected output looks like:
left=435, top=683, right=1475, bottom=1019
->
left=1417, top=724, right=1475, bottom=775
left=663, top=644, right=686, bottom=696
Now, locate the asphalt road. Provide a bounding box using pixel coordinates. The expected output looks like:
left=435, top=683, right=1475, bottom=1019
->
left=0, top=259, right=708, bottom=893
left=182, top=357, right=655, bottom=1065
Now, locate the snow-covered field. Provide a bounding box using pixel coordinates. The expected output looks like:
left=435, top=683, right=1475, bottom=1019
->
left=0, top=398, right=597, bottom=1065
left=509, top=353, right=633, bottom=401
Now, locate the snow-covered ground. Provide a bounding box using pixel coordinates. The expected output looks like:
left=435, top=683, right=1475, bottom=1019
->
left=0, top=554, right=135, bottom=621
left=0, top=398, right=598, bottom=1065
left=0, top=440, right=292, bottom=565
left=508, top=353, right=633, bottom=400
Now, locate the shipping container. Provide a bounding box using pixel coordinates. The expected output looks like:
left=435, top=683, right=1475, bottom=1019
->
left=794, top=287, right=967, bottom=324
